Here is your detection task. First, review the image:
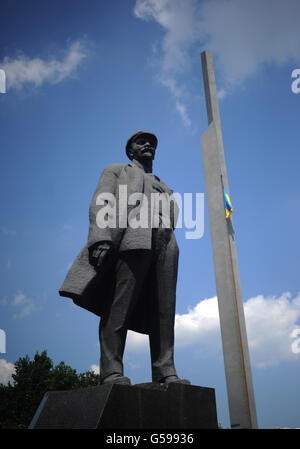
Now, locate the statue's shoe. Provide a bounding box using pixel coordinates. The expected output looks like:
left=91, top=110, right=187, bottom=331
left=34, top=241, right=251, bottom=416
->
left=101, top=374, right=131, bottom=385
left=158, top=375, right=191, bottom=385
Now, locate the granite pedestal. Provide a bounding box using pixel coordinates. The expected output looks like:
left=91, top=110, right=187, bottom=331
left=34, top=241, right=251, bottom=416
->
left=29, top=382, right=218, bottom=429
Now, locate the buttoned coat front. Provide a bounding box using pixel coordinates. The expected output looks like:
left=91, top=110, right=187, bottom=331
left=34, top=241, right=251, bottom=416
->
left=59, top=162, right=178, bottom=334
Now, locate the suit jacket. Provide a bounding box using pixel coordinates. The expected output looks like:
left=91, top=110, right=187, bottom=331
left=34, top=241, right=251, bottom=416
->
left=59, top=162, right=179, bottom=334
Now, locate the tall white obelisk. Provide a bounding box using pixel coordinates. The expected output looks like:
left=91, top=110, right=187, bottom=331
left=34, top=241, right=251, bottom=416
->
left=200, top=51, right=258, bottom=429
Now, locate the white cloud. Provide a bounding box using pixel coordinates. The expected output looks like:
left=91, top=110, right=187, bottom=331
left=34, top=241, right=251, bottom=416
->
left=0, top=226, right=16, bottom=236
left=125, top=291, right=300, bottom=368
left=245, top=292, right=300, bottom=367
left=62, top=224, right=72, bottom=231
left=199, top=0, right=300, bottom=86
left=134, top=0, right=200, bottom=127
left=0, top=359, right=15, bottom=386
left=175, top=101, right=192, bottom=128
left=134, top=0, right=201, bottom=74
left=0, top=296, right=8, bottom=306
left=175, top=296, right=221, bottom=348
left=134, top=0, right=300, bottom=122
left=126, top=330, right=149, bottom=352
left=2, top=40, right=87, bottom=91
left=90, top=364, right=100, bottom=375
left=12, top=292, right=28, bottom=306
left=11, top=291, right=36, bottom=319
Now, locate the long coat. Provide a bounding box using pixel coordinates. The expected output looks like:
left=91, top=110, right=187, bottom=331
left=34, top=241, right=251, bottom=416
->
left=59, top=162, right=178, bottom=335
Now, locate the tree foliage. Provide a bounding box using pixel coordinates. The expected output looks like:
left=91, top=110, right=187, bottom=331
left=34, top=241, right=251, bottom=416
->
left=0, top=350, right=100, bottom=428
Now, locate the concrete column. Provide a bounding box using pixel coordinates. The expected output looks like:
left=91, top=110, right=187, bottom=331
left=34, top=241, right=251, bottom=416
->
left=200, top=51, right=258, bottom=429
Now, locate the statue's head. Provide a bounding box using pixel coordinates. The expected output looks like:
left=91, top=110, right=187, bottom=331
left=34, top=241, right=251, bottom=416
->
left=126, top=131, right=158, bottom=162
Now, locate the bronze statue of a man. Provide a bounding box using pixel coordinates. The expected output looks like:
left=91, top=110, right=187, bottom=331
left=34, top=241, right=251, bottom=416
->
left=59, top=131, right=189, bottom=386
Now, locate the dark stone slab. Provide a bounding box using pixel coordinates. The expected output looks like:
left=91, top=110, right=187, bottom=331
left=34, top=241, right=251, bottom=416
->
left=29, top=382, right=218, bottom=429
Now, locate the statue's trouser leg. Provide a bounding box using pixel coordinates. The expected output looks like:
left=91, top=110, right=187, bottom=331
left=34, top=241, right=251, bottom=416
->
left=149, top=230, right=178, bottom=382
left=99, top=250, right=153, bottom=382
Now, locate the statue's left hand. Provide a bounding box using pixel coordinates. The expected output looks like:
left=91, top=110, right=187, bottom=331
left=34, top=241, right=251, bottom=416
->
left=89, top=241, right=113, bottom=271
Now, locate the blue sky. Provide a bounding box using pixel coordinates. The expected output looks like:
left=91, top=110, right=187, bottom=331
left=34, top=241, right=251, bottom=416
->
left=0, top=0, right=300, bottom=429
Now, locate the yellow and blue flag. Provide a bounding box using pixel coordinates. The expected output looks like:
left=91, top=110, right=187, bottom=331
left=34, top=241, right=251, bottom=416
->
left=223, top=186, right=233, bottom=219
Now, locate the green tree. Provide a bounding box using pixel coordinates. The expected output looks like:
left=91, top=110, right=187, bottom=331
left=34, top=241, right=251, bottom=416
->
left=0, top=350, right=100, bottom=429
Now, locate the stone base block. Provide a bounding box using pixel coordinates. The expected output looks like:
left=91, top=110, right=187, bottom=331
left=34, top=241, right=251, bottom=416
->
left=29, top=382, right=218, bottom=429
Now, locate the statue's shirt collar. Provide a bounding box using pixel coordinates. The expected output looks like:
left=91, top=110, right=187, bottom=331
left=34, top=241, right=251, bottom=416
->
left=129, top=160, right=161, bottom=182
left=129, top=159, right=146, bottom=172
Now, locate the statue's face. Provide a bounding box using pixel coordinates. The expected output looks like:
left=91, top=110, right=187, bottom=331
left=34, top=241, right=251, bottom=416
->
left=129, top=136, right=156, bottom=162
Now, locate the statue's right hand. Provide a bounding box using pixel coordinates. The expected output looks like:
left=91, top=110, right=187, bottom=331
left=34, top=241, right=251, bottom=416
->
left=89, top=241, right=113, bottom=271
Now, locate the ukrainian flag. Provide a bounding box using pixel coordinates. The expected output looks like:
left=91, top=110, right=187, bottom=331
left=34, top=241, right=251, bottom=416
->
left=223, top=186, right=233, bottom=219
